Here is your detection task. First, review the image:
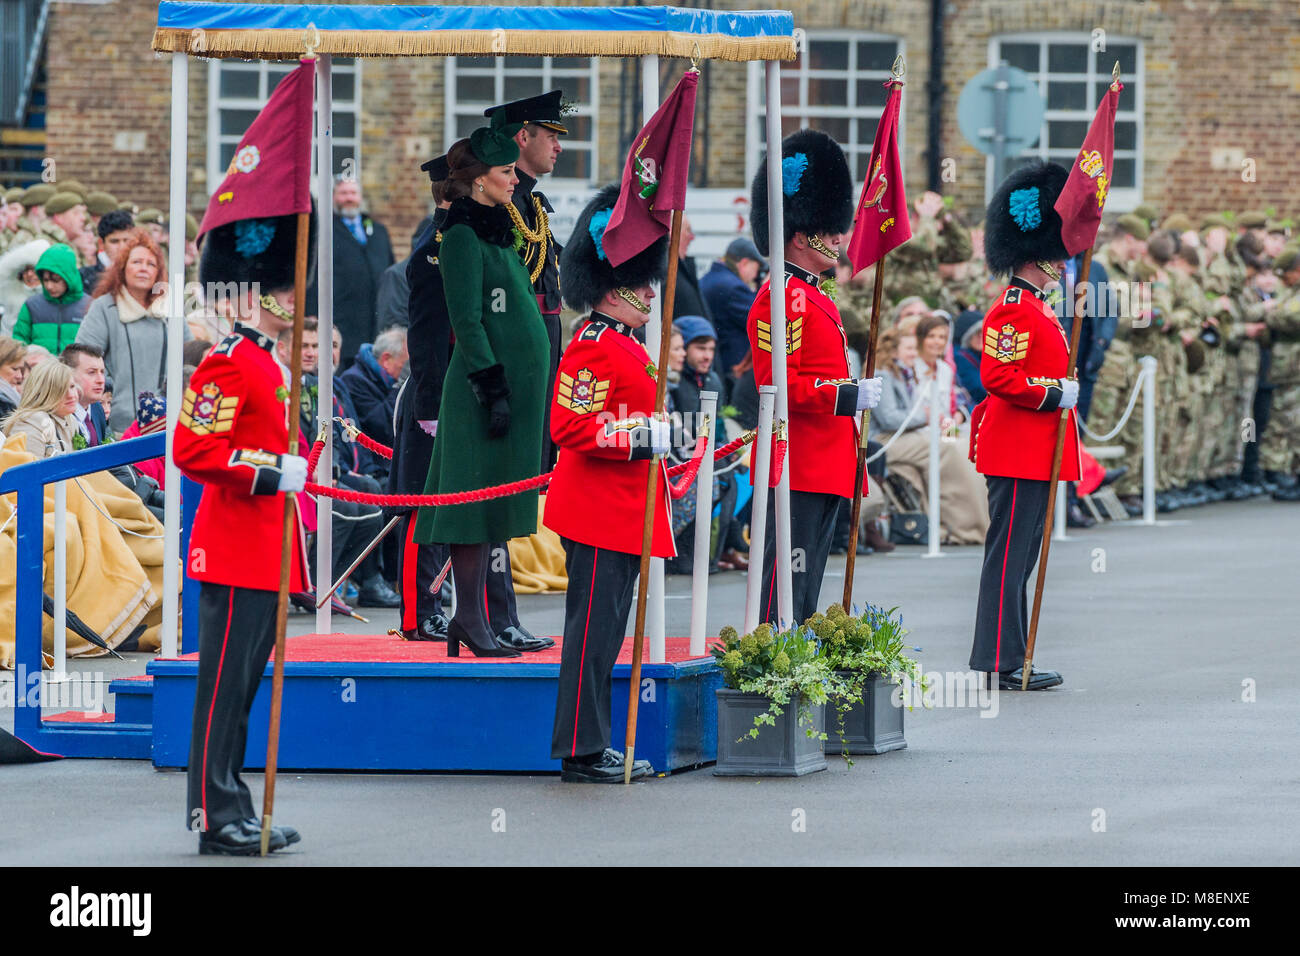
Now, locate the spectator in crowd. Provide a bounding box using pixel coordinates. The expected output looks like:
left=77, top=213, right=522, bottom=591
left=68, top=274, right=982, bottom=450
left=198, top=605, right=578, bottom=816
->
left=2, top=358, right=78, bottom=459
left=671, top=316, right=724, bottom=422
left=13, top=244, right=89, bottom=355
left=0, top=239, right=50, bottom=336
left=339, top=325, right=407, bottom=480
left=22, top=343, right=50, bottom=373
left=43, top=193, right=92, bottom=264
left=952, top=311, right=986, bottom=406
left=77, top=229, right=189, bottom=436
left=670, top=216, right=712, bottom=324
left=913, top=312, right=969, bottom=424
left=0, top=337, right=28, bottom=420
left=666, top=326, right=686, bottom=394
left=134, top=209, right=169, bottom=249
left=729, top=349, right=759, bottom=431
left=700, top=237, right=765, bottom=394
left=375, top=217, right=434, bottom=330
left=79, top=209, right=135, bottom=295
left=870, top=327, right=989, bottom=545
left=310, top=177, right=395, bottom=369
left=892, top=295, right=930, bottom=334
left=59, top=342, right=109, bottom=447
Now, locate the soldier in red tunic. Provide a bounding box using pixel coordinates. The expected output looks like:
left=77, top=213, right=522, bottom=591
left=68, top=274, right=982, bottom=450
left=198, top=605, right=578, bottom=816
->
left=968, top=161, right=1080, bottom=690
left=747, top=129, right=883, bottom=626
left=545, top=184, right=671, bottom=783
left=174, top=210, right=313, bottom=853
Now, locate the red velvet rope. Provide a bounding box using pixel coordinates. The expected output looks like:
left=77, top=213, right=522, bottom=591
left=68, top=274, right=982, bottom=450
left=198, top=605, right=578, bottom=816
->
left=302, top=424, right=756, bottom=508
left=770, top=438, right=788, bottom=487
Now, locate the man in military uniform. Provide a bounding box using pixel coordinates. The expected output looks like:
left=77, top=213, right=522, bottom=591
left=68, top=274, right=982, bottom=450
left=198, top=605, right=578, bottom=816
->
left=883, top=190, right=973, bottom=309
left=172, top=209, right=314, bottom=855
left=9, top=184, right=55, bottom=246
left=546, top=184, right=670, bottom=782
left=968, top=160, right=1078, bottom=690
left=484, top=89, right=567, bottom=473
left=747, top=129, right=883, bottom=626
left=1198, top=216, right=1246, bottom=489
left=1260, top=246, right=1300, bottom=499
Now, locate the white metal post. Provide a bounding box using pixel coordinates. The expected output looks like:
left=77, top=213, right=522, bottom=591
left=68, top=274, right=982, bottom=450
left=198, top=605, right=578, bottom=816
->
left=924, top=379, right=942, bottom=558
left=52, top=480, right=67, bottom=679
left=689, top=391, right=718, bottom=656
left=743, top=387, right=777, bottom=635
left=763, top=61, right=794, bottom=626
left=315, top=54, right=335, bottom=634
left=161, top=50, right=187, bottom=658
left=1141, top=354, right=1157, bottom=525
left=1053, top=478, right=1067, bottom=541
left=641, top=53, right=666, bottom=661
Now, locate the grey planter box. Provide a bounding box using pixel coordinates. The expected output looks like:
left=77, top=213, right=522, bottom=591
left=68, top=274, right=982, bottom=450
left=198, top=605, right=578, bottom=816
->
left=714, top=687, right=826, bottom=776
left=827, top=672, right=907, bottom=756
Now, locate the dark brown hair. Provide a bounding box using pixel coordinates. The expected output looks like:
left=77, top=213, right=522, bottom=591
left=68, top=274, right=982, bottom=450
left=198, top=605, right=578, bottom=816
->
left=92, top=228, right=165, bottom=304
left=915, top=313, right=950, bottom=349
left=1147, top=230, right=1179, bottom=265
left=443, top=139, right=491, bottom=202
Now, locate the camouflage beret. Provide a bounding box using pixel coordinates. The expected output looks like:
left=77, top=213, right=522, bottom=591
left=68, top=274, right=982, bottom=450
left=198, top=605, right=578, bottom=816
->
left=1161, top=213, right=1194, bottom=233
left=21, top=183, right=55, bottom=207
left=44, top=192, right=86, bottom=215
left=185, top=213, right=199, bottom=242
left=1200, top=213, right=1231, bottom=232
left=1130, top=260, right=1157, bottom=281
left=84, top=191, right=119, bottom=216
left=1114, top=214, right=1150, bottom=241
left=1132, top=203, right=1159, bottom=224
left=1265, top=218, right=1292, bottom=236
left=56, top=180, right=89, bottom=200
left=1273, top=246, right=1300, bottom=274
left=4, top=186, right=26, bottom=204
left=117, top=200, right=137, bottom=212
left=135, top=208, right=165, bottom=226
left=1236, top=210, right=1268, bottom=229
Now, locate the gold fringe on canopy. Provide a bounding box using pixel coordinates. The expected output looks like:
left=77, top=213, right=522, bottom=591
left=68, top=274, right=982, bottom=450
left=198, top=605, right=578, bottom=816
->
left=150, top=27, right=796, bottom=62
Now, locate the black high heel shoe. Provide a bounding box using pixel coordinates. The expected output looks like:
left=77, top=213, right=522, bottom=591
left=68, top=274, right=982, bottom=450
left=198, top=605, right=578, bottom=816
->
left=446, top=618, right=521, bottom=658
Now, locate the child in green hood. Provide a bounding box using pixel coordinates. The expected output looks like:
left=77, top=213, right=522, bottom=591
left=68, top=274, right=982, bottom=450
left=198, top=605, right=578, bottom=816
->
left=13, top=243, right=89, bottom=354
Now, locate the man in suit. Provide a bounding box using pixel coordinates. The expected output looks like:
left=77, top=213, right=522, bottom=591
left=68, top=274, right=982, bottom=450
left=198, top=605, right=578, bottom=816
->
left=60, top=342, right=109, bottom=445
left=312, top=177, right=394, bottom=369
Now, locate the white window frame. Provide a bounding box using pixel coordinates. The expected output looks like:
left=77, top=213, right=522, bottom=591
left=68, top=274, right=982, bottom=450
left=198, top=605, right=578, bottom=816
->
left=744, top=32, right=905, bottom=191
left=985, top=33, right=1144, bottom=212
left=206, top=58, right=362, bottom=196
left=444, top=56, right=600, bottom=186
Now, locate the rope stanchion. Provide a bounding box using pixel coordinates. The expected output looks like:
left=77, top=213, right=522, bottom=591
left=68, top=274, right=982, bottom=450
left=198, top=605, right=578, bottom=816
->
left=863, top=380, right=930, bottom=464
left=1079, top=366, right=1151, bottom=443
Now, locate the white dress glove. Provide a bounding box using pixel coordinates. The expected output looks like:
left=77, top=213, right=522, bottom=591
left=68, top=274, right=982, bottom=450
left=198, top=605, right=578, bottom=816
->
left=277, top=454, right=308, bottom=493
left=1059, top=379, right=1080, bottom=410
left=649, top=418, right=672, bottom=455
left=418, top=420, right=438, bottom=437
left=857, top=376, right=884, bottom=411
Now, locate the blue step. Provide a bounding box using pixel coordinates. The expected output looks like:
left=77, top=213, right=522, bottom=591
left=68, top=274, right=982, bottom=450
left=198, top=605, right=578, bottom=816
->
left=109, top=676, right=154, bottom=726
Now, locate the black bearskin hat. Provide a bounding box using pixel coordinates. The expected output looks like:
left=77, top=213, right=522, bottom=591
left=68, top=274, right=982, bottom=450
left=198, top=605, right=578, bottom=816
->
left=199, top=205, right=317, bottom=295
left=561, top=184, right=669, bottom=314
left=983, top=160, right=1070, bottom=275
left=750, top=129, right=854, bottom=258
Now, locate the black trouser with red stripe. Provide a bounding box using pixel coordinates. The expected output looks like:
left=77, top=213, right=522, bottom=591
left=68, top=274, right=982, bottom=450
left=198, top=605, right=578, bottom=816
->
left=758, top=489, right=843, bottom=628
left=551, top=538, right=639, bottom=760
left=396, top=512, right=448, bottom=631
left=186, top=582, right=278, bottom=834
left=970, top=476, right=1050, bottom=674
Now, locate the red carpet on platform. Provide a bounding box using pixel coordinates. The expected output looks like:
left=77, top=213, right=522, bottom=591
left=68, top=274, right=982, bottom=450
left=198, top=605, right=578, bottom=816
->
left=162, top=633, right=715, bottom=665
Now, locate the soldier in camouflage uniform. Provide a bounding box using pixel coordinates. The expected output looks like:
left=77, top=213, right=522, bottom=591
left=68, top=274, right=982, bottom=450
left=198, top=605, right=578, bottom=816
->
left=1197, top=217, right=1247, bottom=486
left=1261, top=246, right=1300, bottom=499
left=8, top=184, right=56, bottom=247
left=1164, top=241, right=1215, bottom=494
left=1134, top=240, right=1191, bottom=498
left=1089, top=214, right=1149, bottom=507
left=883, top=191, right=972, bottom=309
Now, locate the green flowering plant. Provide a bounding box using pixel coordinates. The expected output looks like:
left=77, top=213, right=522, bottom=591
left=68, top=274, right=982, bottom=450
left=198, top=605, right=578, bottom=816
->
left=804, top=603, right=924, bottom=765
left=710, top=622, right=845, bottom=742
left=71, top=432, right=88, bottom=451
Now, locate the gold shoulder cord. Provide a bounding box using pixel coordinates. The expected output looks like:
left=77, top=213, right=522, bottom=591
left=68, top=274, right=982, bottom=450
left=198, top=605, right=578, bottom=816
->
left=505, top=197, right=549, bottom=284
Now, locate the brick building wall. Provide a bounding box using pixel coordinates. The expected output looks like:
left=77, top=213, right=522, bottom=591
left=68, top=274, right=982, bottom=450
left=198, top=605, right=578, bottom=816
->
left=38, top=0, right=1298, bottom=261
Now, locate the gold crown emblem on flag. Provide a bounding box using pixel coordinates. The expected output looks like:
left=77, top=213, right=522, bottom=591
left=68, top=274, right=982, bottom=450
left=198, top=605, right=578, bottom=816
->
left=1079, top=150, right=1104, bottom=178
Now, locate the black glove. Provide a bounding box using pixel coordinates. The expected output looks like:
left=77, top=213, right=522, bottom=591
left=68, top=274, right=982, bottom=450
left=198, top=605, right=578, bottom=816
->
left=466, top=363, right=512, bottom=440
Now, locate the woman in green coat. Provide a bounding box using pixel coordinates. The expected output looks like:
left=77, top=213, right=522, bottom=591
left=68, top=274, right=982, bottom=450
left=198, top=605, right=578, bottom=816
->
left=413, top=122, right=550, bottom=657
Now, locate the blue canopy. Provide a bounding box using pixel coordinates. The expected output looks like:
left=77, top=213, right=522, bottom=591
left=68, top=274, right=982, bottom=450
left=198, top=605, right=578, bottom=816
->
left=152, top=3, right=796, bottom=61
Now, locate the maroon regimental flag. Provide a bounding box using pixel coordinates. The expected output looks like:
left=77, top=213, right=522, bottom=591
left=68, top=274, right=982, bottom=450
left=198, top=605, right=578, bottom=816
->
left=197, top=59, right=315, bottom=238
left=847, top=79, right=911, bottom=273
left=1055, top=79, right=1122, bottom=257
left=602, top=69, right=699, bottom=267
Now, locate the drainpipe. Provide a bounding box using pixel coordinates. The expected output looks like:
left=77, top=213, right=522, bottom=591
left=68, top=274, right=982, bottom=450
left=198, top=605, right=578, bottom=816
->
left=927, top=0, right=946, bottom=190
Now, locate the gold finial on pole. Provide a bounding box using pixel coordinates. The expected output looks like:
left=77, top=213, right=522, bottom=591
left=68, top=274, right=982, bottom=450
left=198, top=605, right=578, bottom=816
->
left=1111, top=60, right=1121, bottom=90
left=303, top=22, right=320, bottom=59
left=891, top=54, right=905, bottom=80
left=690, top=41, right=702, bottom=73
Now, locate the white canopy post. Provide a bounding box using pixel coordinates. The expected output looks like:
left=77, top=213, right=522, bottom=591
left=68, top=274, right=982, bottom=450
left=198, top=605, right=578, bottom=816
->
left=743, top=386, right=777, bottom=634
left=52, top=480, right=67, bottom=680
left=161, top=49, right=188, bottom=658
left=315, top=53, right=335, bottom=635
left=923, top=378, right=943, bottom=558
left=689, top=390, right=718, bottom=656
left=763, top=60, right=794, bottom=626
left=641, top=53, right=666, bottom=663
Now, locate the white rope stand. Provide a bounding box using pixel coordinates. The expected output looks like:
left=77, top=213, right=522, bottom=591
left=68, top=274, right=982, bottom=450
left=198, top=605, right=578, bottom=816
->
left=743, top=387, right=777, bottom=634
left=689, top=391, right=718, bottom=656
left=923, top=379, right=943, bottom=558
left=315, top=53, right=336, bottom=635
left=1076, top=356, right=1158, bottom=526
